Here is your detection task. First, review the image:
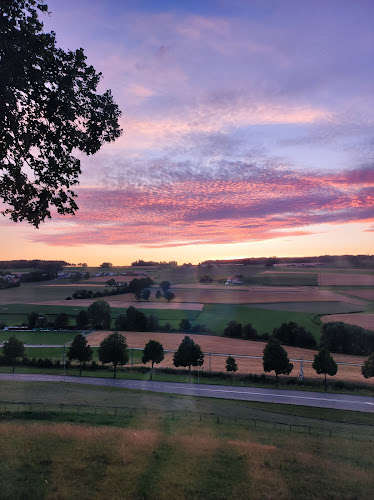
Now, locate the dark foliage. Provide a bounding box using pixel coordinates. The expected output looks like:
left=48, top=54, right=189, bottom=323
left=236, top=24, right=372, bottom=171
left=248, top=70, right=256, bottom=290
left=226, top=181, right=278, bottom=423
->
left=320, top=322, right=374, bottom=355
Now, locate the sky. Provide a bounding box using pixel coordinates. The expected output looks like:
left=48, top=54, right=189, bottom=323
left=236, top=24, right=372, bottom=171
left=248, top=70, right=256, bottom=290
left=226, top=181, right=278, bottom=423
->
left=2, top=0, right=374, bottom=265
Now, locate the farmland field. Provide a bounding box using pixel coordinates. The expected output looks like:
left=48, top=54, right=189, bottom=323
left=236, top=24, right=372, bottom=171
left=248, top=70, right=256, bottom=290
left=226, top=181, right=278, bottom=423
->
left=320, top=313, right=374, bottom=331
left=86, top=331, right=373, bottom=385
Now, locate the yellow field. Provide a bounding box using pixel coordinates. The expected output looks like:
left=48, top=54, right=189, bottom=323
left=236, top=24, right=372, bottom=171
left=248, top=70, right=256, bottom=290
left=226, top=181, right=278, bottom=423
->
left=320, top=313, right=374, bottom=331
left=86, top=331, right=373, bottom=385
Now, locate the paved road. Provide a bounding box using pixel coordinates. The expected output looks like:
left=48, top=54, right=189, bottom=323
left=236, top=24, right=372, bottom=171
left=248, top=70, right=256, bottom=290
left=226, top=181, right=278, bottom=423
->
left=0, top=373, right=373, bottom=413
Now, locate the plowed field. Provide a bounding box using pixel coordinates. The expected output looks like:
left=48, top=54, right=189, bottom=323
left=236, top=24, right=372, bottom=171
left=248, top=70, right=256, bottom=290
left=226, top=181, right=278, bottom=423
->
left=320, top=313, right=374, bottom=331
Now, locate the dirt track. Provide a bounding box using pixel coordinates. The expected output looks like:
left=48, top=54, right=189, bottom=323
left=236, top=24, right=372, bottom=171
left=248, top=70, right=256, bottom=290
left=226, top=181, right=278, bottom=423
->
left=86, top=331, right=373, bottom=385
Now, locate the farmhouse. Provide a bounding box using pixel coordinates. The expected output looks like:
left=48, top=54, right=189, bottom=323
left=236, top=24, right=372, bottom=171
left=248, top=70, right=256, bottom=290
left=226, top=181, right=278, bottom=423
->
left=225, top=276, right=243, bottom=285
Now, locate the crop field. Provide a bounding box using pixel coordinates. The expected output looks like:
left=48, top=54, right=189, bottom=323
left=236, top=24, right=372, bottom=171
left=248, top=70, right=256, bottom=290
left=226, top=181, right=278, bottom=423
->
left=319, top=273, right=374, bottom=286
left=0, top=381, right=373, bottom=500
left=85, top=331, right=372, bottom=385
left=320, top=313, right=374, bottom=331
left=0, top=281, right=107, bottom=305
left=341, top=289, right=374, bottom=300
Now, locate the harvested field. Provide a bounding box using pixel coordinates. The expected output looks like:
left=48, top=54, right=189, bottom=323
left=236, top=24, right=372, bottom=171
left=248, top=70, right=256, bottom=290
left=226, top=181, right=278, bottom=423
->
left=43, top=283, right=104, bottom=287
left=83, top=287, right=366, bottom=305
left=320, top=313, right=374, bottom=331
left=86, top=275, right=148, bottom=282
left=319, top=273, right=374, bottom=286
left=342, top=289, right=374, bottom=301
left=86, top=331, right=373, bottom=384
left=32, top=299, right=204, bottom=310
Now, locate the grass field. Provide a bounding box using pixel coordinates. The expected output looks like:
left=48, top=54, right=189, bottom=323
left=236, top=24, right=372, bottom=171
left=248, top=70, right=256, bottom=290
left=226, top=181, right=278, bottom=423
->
left=197, top=304, right=321, bottom=337
left=0, top=331, right=76, bottom=345
left=0, top=381, right=373, bottom=499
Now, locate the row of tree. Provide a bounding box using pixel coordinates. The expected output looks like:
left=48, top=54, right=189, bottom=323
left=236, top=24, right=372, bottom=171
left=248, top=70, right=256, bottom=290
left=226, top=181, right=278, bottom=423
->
left=3, top=334, right=374, bottom=389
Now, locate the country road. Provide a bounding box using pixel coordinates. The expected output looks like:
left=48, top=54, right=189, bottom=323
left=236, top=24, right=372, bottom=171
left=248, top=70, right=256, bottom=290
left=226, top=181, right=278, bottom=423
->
left=0, top=373, right=373, bottom=413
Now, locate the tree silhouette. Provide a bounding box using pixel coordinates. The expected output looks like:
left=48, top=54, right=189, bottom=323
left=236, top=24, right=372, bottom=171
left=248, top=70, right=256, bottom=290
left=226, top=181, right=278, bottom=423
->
left=173, top=336, right=204, bottom=382
left=67, top=334, right=93, bottom=375
left=3, top=336, right=25, bottom=372
left=313, top=347, right=338, bottom=391
left=142, top=340, right=164, bottom=380
left=0, top=1, right=121, bottom=226
left=98, top=332, right=128, bottom=378
left=263, top=339, right=293, bottom=387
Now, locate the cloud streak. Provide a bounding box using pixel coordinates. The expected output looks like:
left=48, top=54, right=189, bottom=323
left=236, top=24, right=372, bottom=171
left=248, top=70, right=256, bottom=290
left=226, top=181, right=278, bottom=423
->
left=30, top=161, right=374, bottom=247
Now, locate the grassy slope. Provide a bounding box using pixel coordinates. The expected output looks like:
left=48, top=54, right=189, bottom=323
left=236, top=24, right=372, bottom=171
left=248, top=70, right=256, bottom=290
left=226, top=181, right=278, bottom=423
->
left=0, top=382, right=373, bottom=499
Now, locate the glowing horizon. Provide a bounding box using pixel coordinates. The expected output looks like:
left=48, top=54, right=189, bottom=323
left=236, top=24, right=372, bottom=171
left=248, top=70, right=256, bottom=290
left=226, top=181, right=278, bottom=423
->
left=1, top=0, right=373, bottom=263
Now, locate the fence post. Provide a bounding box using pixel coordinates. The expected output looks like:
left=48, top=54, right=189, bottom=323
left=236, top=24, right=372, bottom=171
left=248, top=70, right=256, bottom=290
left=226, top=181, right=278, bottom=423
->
left=289, top=425, right=292, bottom=432
left=309, top=426, right=311, bottom=435
left=114, top=409, right=117, bottom=416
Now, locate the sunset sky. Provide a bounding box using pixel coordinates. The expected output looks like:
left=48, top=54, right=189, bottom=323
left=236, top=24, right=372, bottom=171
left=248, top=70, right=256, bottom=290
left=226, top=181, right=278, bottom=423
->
left=2, top=0, right=374, bottom=265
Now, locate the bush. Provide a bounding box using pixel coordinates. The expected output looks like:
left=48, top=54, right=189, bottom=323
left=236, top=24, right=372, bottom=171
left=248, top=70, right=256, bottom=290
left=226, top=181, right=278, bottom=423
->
left=273, top=322, right=317, bottom=349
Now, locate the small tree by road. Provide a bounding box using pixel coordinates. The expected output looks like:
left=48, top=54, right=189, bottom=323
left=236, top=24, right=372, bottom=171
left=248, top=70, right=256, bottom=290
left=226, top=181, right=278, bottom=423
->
left=55, top=312, right=69, bottom=330
left=98, top=332, right=128, bottom=378
left=362, top=352, right=374, bottom=379
left=263, top=339, right=293, bottom=388
left=173, top=336, right=204, bottom=382
left=313, top=347, right=338, bottom=391
left=179, top=319, right=191, bottom=332
left=142, top=340, right=164, bottom=380
left=3, top=336, right=25, bottom=373
left=76, top=310, right=89, bottom=329
left=67, top=334, right=93, bottom=375
left=226, top=356, right=238, bottom=385
left=142, top=289, right=151, bottom=301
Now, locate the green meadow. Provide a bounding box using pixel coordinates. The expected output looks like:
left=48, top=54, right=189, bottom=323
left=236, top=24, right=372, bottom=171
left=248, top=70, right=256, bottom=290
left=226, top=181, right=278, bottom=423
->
left=0, top=381, right=373, bottom=500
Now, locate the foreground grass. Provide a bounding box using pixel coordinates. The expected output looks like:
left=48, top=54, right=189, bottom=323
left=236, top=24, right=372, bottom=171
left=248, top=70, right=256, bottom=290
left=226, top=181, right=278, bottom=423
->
left=0, top=382, right=374, bottom=499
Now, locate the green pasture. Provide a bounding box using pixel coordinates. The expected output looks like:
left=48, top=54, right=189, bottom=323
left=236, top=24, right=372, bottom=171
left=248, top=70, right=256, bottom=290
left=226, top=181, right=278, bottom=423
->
left=247, top=301, right=365, bottom=314
left=0, top=281, right=109, bottom=305
left=0, top=382, right=373, bottom=500
left=197, top=304, right=321, bottom=338
left=0, top=331, right=76, bottom=345
left=0, top=303, right=87, bottom=326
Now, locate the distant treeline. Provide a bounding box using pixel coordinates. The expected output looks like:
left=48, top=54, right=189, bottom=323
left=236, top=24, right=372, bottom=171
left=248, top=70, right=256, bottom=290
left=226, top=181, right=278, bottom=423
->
left=223, top=319, right=374, bottom=355
left=131, top=260, right=177, bottom=267
left=0, top=260, right=68, bottom=271
left=69, top=277, right=154, bottom=300
left=202, top=254, right=374, bottom=268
